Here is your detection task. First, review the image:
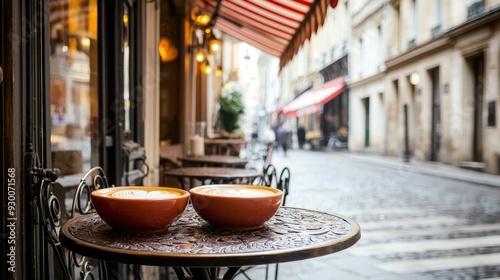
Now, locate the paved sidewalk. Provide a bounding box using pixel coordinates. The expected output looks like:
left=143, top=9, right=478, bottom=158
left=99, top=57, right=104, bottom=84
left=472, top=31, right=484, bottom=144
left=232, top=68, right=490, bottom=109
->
left=260, top=149, right=500, bottom=280
left=335, top=151, right=500, bottom=189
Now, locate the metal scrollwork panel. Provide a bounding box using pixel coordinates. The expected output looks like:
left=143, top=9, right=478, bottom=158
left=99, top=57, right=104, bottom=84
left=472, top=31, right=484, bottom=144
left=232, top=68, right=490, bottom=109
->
left=71, top=166, right=111, bottom=218
left=35, top=166, right=111, bottom=280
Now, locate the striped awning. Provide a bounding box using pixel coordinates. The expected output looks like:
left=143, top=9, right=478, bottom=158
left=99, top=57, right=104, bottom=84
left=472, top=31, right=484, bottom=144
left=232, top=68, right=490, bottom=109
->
left=200, top=0, right=339, bottom=70
left=282, top=76, right=345, bottom=117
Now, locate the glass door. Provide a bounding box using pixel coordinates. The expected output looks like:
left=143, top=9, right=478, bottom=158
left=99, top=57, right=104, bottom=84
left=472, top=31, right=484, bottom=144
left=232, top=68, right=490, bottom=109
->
left=122, top=0, right=143, bottom=143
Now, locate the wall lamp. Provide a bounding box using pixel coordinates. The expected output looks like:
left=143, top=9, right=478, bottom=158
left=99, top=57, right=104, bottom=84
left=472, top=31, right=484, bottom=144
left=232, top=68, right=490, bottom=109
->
left=159, top=22, right=178, bottom=63
left=409, top=72, right=420, bottom=86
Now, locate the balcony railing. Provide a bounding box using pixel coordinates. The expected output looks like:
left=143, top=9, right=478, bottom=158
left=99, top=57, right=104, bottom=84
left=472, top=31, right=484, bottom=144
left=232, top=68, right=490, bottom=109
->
left=431, top=25, right=442, bottom=38
left=408, top=39, right=416, bottom=50
left=467, top=0, right=485, bottom=20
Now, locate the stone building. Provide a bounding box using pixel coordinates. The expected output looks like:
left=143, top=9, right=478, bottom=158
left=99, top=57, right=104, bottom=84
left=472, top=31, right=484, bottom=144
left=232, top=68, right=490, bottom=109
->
left=349, top=0, right=500, bottom=174
left=278, top=1, right=351, bottom=147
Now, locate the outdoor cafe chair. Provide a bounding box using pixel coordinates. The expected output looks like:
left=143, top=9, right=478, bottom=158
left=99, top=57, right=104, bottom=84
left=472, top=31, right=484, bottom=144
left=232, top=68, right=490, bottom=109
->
left=35, top=166, right=117, bottom=279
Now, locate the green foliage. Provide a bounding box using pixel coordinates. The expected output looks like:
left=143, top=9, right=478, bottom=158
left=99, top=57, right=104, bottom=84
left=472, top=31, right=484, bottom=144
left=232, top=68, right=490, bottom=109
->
left=218, top=90, right=245, bottom=133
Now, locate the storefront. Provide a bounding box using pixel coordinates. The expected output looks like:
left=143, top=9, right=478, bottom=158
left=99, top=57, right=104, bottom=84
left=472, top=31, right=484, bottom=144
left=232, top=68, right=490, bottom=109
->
left=1, top=0, right=341, bottom=278
left=281, top=55, right=349, bottom=149
left=1, top=0, right=147, bottom=278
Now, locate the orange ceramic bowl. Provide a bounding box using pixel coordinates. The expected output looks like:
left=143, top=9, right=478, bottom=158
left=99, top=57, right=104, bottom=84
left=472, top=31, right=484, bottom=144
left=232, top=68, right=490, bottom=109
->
left=190, top=184, right=283, bottom=230
left=91, top=186, right=189, bottom=234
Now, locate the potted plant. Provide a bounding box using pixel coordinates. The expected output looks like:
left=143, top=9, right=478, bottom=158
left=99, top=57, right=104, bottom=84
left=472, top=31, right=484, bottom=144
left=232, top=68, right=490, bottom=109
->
left=218, top=89, right=244, bottom=135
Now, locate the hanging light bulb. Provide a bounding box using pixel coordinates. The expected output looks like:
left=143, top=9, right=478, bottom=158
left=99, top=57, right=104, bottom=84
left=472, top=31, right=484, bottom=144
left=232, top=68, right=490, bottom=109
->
left=204, top=63, right=212, bottom=75
left=208, top=33, right=221, bottom=53
left=215, top=66, right=222, bottom=77
left=194, top=14, right=211, bottom=27
left=201, top=60, right=212, bottom=75
left=195, top=48, right=205, bottom=63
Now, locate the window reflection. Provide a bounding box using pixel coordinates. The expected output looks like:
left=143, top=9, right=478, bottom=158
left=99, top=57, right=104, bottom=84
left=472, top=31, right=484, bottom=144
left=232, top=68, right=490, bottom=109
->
left=123, top=6, right=131, bottom=133
left=50, top=0, right=98, bottom=176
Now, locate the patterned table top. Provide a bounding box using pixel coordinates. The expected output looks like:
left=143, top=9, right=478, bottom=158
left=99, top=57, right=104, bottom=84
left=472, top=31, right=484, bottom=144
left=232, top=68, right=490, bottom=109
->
left=60, top=206, right=361, bottom=267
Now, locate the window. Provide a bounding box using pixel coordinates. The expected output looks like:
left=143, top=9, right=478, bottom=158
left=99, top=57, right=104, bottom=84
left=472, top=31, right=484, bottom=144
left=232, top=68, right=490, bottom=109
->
left=411, top=0, right=417, bottom=40
left=435, top=0, right=442, bottom=26
left=431, top=0, right=443, bottom=38
left=49, top=0, right=99, bottom=175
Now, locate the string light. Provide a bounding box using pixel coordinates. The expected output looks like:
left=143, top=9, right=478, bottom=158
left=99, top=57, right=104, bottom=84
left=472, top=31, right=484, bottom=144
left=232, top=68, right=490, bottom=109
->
left=201, top=60, right=212, bottom=74
left=194, top=14, right=211, bottom=27
left=195, top=48, right=205, bottom=63
left=189, top=9, right=222, bottom=75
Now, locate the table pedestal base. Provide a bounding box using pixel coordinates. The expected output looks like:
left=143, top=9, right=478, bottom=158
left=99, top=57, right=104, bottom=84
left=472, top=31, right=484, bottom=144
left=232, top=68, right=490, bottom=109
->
left=172, top=267, right=241, bottom=280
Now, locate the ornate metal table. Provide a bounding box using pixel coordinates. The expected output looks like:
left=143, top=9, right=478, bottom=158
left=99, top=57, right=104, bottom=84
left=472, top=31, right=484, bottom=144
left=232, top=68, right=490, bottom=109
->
left=177, top=155, right=248, bottom=168
left=60, top=206, right=361, bottom=280
left=163, top=167, right=263, bottom=189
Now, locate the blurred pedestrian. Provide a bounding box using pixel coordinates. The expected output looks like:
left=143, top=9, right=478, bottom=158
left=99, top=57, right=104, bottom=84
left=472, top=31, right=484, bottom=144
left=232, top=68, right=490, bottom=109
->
left=277, top=124, right=290, bottom=156
left=297, top=124, right=306, bottom=149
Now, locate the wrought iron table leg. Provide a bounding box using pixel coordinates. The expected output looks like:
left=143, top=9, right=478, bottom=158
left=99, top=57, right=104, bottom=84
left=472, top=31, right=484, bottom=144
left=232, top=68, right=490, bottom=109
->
left=171, top=267, right=241, bottom=280
left=189, top=268, right=211, bottom=279
left=222, top=267, right=241, bottom=280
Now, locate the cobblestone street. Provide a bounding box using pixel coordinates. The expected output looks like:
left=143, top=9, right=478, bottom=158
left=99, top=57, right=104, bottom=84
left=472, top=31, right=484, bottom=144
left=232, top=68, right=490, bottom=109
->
left=236, top=149, right=500, bottom=280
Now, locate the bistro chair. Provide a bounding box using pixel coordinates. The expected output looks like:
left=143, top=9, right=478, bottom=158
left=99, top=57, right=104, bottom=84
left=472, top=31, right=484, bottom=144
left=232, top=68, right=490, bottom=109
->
left=263, top=142, right=274, bottom=169
left=251, top=163, right=277, bottom=188
left=243, top=140, right=274, bottom=171
left=277, top=167, right=290, bottom=206
left=35, top=166, right=112, bottom=279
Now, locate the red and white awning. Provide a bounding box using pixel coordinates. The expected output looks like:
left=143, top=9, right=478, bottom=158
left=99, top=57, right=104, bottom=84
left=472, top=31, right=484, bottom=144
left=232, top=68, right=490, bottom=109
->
left=200, top=0, right=339, bottom=70
left=282, top=76, right=345, bottom=118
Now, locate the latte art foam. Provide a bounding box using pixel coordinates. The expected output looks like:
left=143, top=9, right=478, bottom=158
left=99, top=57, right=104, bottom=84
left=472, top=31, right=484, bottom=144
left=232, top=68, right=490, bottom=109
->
left=107, top=189, right=180, bottom=199
left=199, top=187, right=276, bottom=197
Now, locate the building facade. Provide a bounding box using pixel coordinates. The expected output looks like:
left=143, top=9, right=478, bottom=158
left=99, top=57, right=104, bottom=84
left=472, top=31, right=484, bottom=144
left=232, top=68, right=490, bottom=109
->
left=349, top=0, right=500, bottom=174
left=277, top=1, right=351, bottom=148
left=349, top=0, right=388, bottom=152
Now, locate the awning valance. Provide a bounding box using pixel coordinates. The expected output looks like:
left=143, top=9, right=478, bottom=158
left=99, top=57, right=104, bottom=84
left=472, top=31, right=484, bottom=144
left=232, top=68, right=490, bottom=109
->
left=200, top=0, right=338, bottom=70
left=282, top=76, right=345, bottom=118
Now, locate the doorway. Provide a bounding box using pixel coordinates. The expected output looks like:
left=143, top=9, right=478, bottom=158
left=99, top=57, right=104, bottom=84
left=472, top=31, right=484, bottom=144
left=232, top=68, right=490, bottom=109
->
left=430, top=67, right=441, bottom=161
left=470, top=53, right=485, bottom=162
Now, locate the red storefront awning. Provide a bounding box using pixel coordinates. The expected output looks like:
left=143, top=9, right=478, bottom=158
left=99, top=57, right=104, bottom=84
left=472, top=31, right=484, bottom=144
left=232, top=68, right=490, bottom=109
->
left=201, top=0, right=339, bottom=70
left=282, top=76, right=345, bottom=118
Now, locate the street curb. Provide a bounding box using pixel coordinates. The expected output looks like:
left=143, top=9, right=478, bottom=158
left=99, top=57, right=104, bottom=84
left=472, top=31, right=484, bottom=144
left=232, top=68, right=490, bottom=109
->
left=338, top=152, right=500, bottom=189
